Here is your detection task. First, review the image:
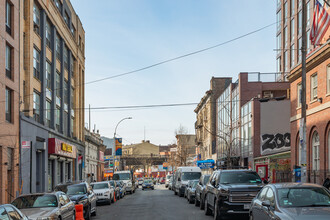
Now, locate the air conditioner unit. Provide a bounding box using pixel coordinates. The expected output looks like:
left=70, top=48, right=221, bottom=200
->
left=263, top=91, right=273, bottom=98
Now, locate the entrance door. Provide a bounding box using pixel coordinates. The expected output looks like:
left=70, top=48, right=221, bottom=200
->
left=256, top=164, right=268, bottom=181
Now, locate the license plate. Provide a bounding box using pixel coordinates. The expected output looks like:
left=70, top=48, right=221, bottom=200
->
left=244, top=204, right=251, bottom=210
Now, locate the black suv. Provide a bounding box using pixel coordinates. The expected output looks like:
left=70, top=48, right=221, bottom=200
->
left=204, top=169, right=264, bottom=219
left=55, top=181, right=97, bottom=220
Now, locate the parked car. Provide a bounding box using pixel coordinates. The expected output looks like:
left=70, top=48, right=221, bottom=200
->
left=138, top=178, right=144, bottom=186
left=174, top=166, right=201, bottom=197
left=91, top=181, right=114, bottom=205
left=116, top=180, right=126, bottom=198
left=159, top=177, right=165, bottom=184
left=204, top=169, right=264, bottom=219
left=185, top=180, right=195, bottom=198
left=12, top=192, right=75, bottom=220
left=250, top=183, right=330, bottom=220
left=109, top=180, right=121, bottom=201
left=195, top=174, right=211, bottom=209
left=55, top=181, right=97, bottom=220
left=0, top=204, right=29, bottom=220
left=168, top=176, right=174, bottom=190
left=113, top=171, right=135, bottom=194
left=165, top=174, right=173, bottom=188
left=186, top=180, right=199, bottom=204
left=142, top=179, right=155, bottom=190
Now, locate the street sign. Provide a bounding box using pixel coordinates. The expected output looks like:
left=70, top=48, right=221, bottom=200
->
left=22, top=141, right=31, bottom=149
left=170, top=148, right=177, bottom=152
left=197, top=159, right=215, bottom=169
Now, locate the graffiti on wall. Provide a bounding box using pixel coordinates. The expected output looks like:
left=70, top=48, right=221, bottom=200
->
left=261, top=133, right=290, bottom=155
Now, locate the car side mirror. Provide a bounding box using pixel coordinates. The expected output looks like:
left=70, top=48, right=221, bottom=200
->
left=262, top=200, right=271, bottom=208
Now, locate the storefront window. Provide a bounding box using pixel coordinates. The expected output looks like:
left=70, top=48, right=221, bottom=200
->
left=312, top=131, right=320, bottom=171
left=58, top=161, right=63, bottom=184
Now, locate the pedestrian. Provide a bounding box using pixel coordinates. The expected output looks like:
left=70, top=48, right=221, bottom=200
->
left=323, top=177, right=330, bottom=190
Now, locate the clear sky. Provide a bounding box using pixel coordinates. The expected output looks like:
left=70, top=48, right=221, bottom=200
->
left=70, top=0, right=277, bottom=146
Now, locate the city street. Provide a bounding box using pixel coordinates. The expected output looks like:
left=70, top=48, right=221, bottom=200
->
left=94, top=185, right=210, bottom=220
left=94, top=185, right=247, bottom=220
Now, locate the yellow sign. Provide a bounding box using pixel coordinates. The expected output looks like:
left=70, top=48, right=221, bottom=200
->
left=61, top=143, right=73, bottom=153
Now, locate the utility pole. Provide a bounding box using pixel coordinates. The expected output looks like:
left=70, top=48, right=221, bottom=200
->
left=300, top=0, right=307, bottom=182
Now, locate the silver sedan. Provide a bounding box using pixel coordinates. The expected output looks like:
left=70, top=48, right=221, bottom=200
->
left=12, top=192, right=76, bottom=220
left=250, top=183, right=330, bottom=220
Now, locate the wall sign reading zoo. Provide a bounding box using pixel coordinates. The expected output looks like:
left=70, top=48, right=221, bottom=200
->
left=260, top=133, right=290, bottom=155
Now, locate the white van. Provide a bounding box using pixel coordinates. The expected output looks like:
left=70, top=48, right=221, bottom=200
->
left=113, top=171, right=135, bottom=194
left=174, top=167, right=201, bottom=197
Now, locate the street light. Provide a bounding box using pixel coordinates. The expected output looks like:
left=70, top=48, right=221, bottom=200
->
left=113, top=117, right=132, bottom=172
left=114, top=117, right=132, bottom=138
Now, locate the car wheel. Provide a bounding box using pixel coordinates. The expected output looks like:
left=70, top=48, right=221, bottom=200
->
left=200, top=196, right=205, bottom=210
left=249, top=213, right=254, bottom=220
left=108, top=196, right=111, bottom=205
left=194, top=195, right=199, bottom=207
left=204, top=198, right=212, bottom=216
left=85, top=206, right=91, bottom=220
left=91, top=206, right=97, bottom=216
left=57, top=216, right=61, bottom=220
left=214, top=199, right=223, bottom=220
left=174, top=190, right=177, bottom=195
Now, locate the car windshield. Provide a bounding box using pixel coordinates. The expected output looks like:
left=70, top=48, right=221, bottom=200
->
left=144, top=180, right=153, bottom=184
left=203, top=176, right=211, bottom=185
left=278, top=187, right=330, bottom=207
left=192, top=181, right=198, bottom=188
left=67, top=185, right=87, bottom=195
left=92, top=183, right=108, bottom=189
left=181, top=172, right=201, bottom=181
left=113, top=173, right=130, bottom=180
left=12, top=195, right=58, bottom=209
left=220, top=171, right=262, bottom=184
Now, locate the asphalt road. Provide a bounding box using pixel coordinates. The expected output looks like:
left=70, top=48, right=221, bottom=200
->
left=93, top=184, right=213, bottom=220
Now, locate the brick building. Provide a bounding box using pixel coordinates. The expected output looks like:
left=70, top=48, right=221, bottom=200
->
left=0, top=0, right=20, bottom=204
left=19, top=0, right=85, bottom=193
left=277, top=0, right=330, bottom=184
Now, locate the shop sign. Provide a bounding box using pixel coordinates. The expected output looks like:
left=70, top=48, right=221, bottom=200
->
left=48, top=138, right=77, bottom=159
left=115, top=138, right=122, bottom=156
left=22, top=141, right=31, bottom=149
left=197, top=159, right=215, bottom=169
left=61, top=143, right=73, bottom=153
left=104, top=155, right=113, bottom=161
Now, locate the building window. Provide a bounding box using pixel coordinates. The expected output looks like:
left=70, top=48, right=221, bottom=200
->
left=71, top=87, right=74, bottom=108
left=56, top=72, right=61, bottom=98
left=306, top=1, right=310, bottom=27
left=284, top=26, right=288, bottom=48
left=291, top=44, right=295, bottom=67
left=307, top=29, right=311, bottom=52
left=64, top=11, right=69, bottom=26
left=46, top=101, right=51, bottom=127
left=6, top=1, right=12, bottom=35
left=46, top=20, right=52, bottom=48
left=71, top=117, right=74, bottom=137
left=298, top=37, right=302, bottom=63
left=56, top=34, right=61, bottom=59
left=311, top=73, right=317, bottom=100
left=71, top=24, right=76, bottom=38
left=56, top=107, right=60, bottom=131
left=277, top=56, right=282, bottom=73
left=54, top=0, right=62, bottom=13
left=33, top=91, right=40, bottom=122
left=46, top=61, right=52, bottom=90
left=277, top=33, right=282, bottom=53
left=284, top=50, right=288, bottom=71
left=277, top=0, right=281, bottom=8
left=5, top=44, right=12, bottom=79
left=297, top=83, right=302, bottom=108
left=277, top=9, right=282, bottom=32
left=312, top=131, right=320, bottom=171
left=64, top=80, right=68, bottom=104
left=298, top=10, right=302, bottom=36
left=327, top=65, right=330, bottom=94
left=33, top=3, right=40, bottom=34
left=291, top=0, right=295, bottom=15
left=284, top=1, right=288, bottom=24
left=64, top=46, right=68, bottom=70
left=70, top=56, right=75, bottom=77
left=298, top=0, right=302, bottom=9
left=5, top=88, right=12, bottom=123
left=33, top=47, right=40, bottom=79
left=241, top=101, right=252, bottom=156
left=291, top=19, right=295, bottom=42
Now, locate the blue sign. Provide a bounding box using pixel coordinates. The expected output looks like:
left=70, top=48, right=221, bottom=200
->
left=197, top=159, right=215, bottom=169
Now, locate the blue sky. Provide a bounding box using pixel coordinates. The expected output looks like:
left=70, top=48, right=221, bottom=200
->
left=70, top=0, right=277, bottom=145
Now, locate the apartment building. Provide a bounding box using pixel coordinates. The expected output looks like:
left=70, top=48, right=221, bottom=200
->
left=216, top=73, right=290, bottom=183
left=85, top=128, right=106, bottom=182
left=277, top=0, right=330, bottom=184
left=0, top=0, right=19, bottom=204
left=194, top=77, right=231, bottom=164
left=19, top=0, right=85, bottom=193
